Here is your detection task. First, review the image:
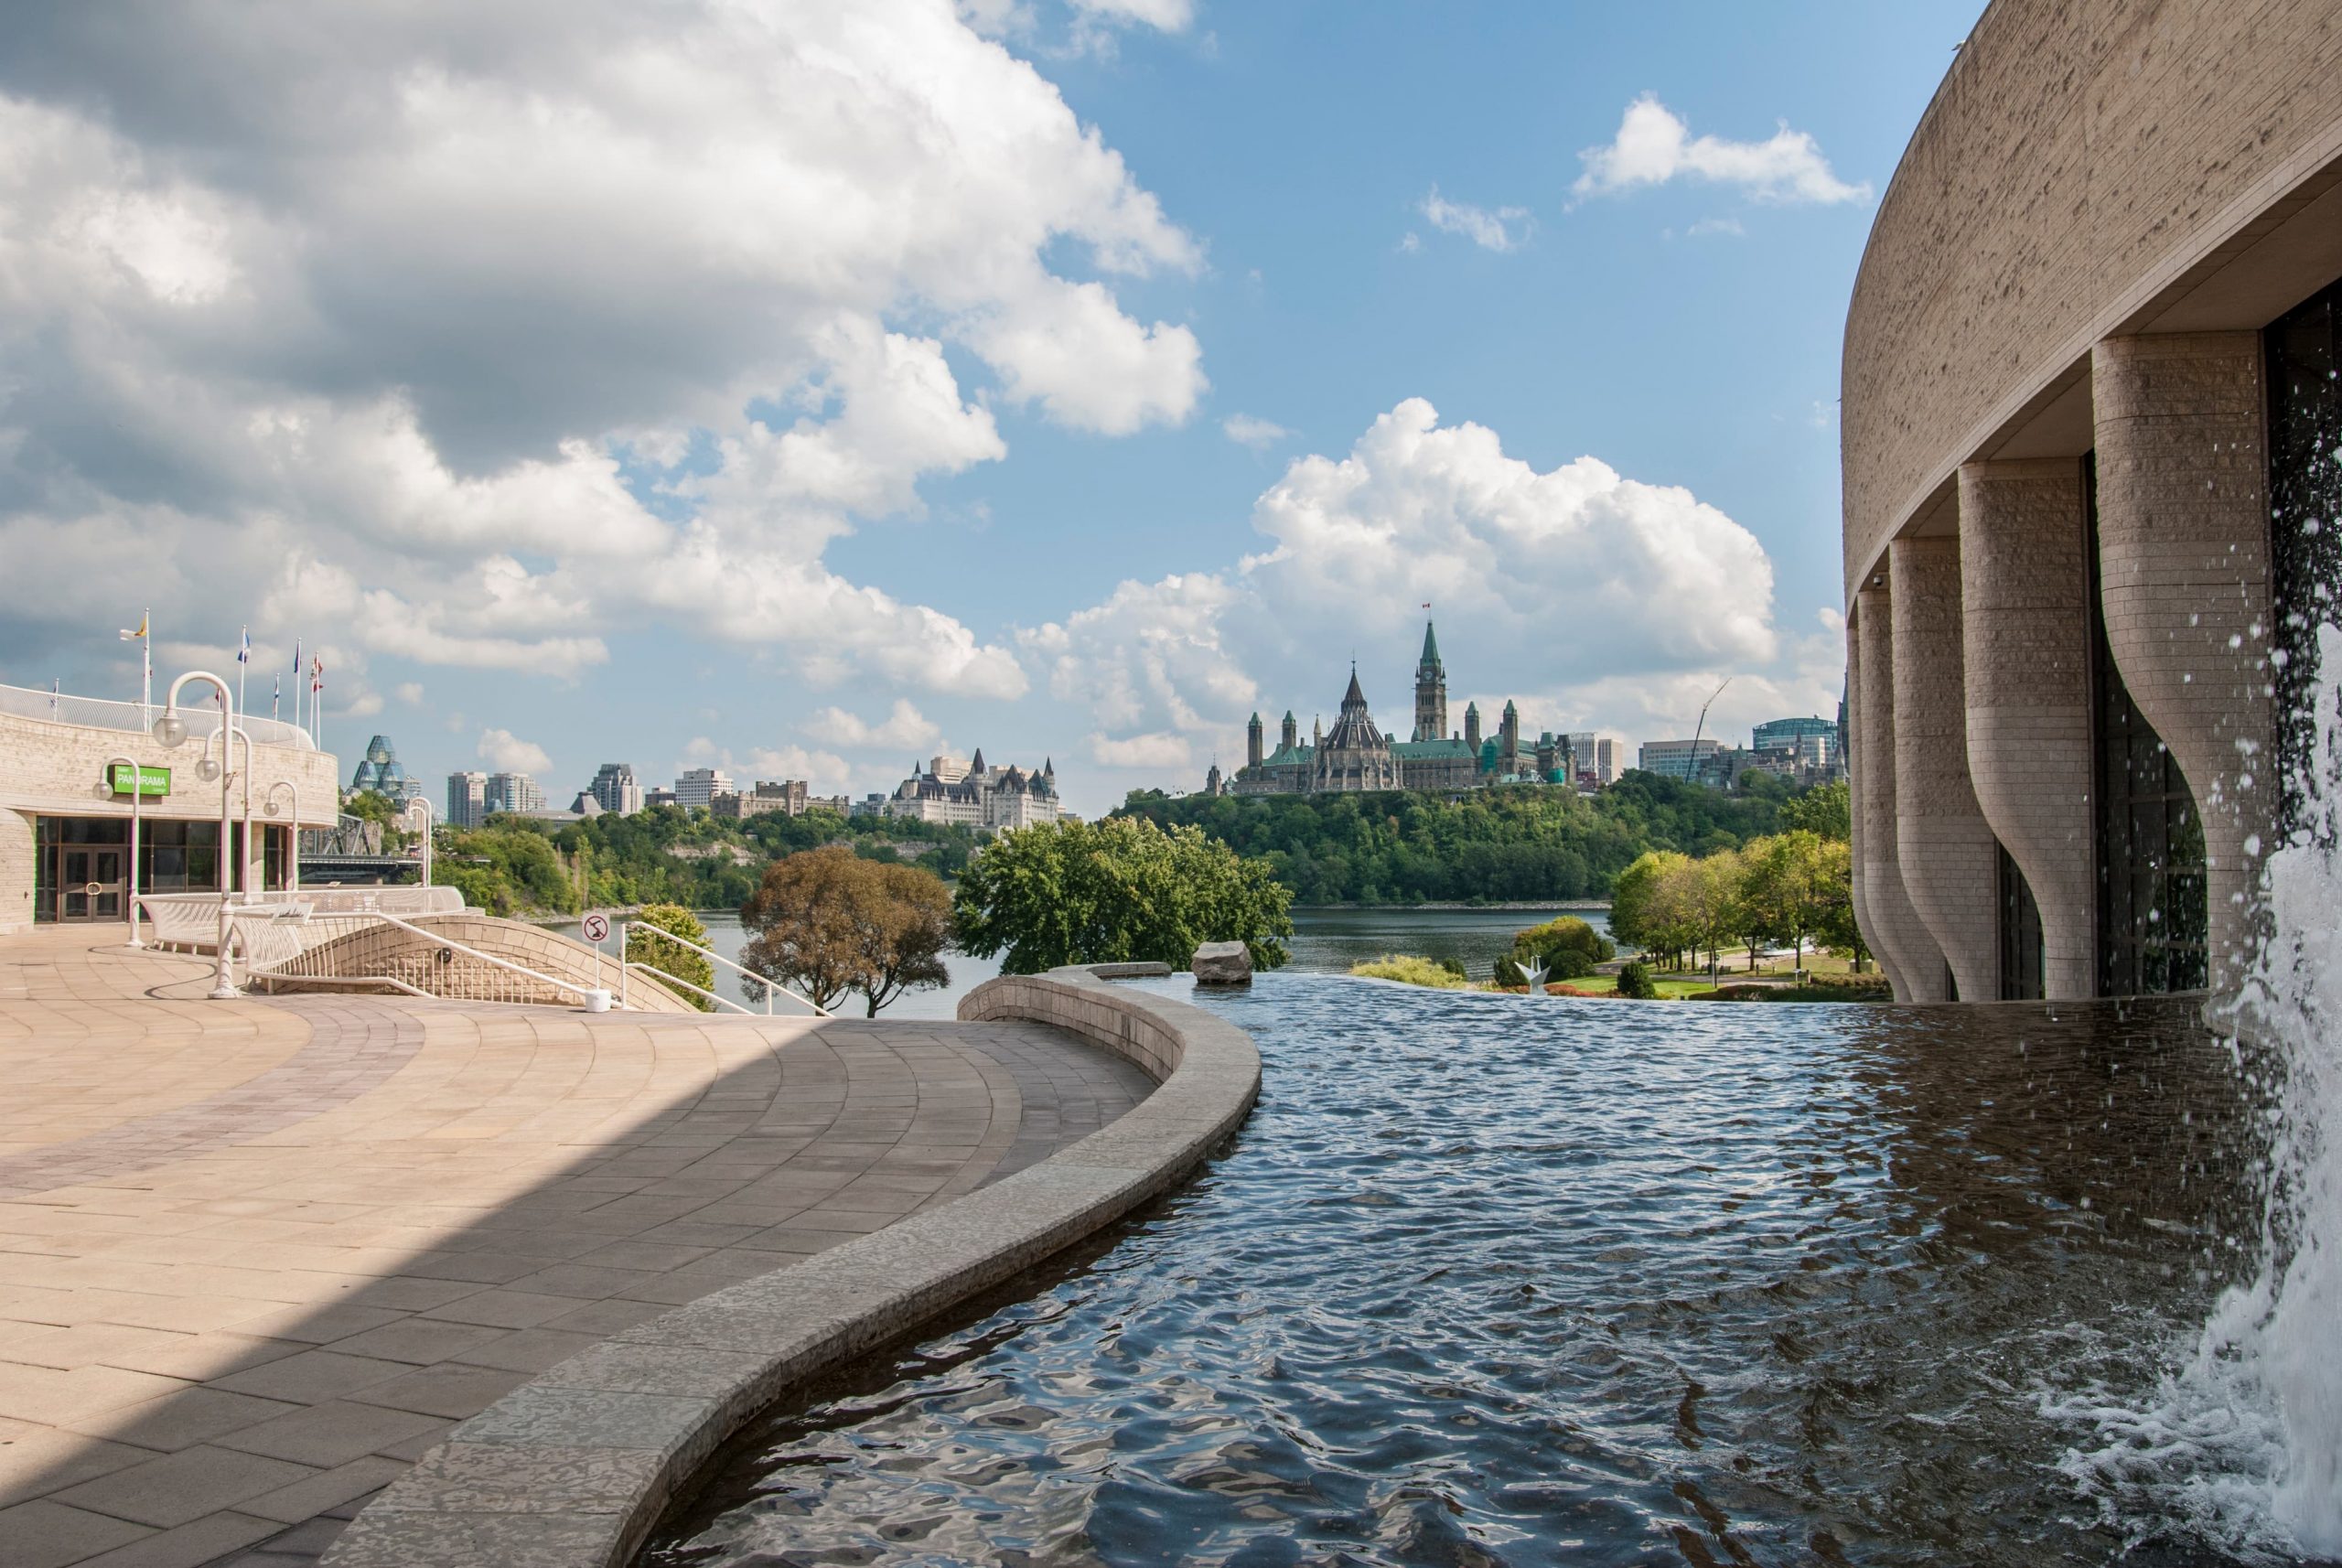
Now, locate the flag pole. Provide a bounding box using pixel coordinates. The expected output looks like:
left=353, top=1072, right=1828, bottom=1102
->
left=236, top=625, right=248, bottom=719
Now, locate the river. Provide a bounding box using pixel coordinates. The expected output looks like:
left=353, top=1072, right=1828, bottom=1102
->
left=548, top=905, right=1606, bottom=1019
left=637, top=981, right=2288, bottom=1565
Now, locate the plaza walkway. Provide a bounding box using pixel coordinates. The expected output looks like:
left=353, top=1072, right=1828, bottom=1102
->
left=0, top=928, right=1154, bottom=1568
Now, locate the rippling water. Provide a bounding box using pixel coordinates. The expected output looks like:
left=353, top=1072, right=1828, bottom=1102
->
left=639, top=978, right=2290, bottom=1567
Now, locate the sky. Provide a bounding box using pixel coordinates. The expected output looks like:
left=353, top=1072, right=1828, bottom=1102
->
left=0, top=0, right=1985, bottom=817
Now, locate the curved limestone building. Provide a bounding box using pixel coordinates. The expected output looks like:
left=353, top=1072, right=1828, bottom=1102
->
left=1842, top=0, right=2342, bottom=1001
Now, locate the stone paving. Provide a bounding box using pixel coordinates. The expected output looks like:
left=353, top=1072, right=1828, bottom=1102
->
left=0, top=928, right=1154, bottom=1568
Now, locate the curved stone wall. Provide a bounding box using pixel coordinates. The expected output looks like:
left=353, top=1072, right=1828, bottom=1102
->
left=319, top=963, right=1262, bottom=1568
left=1842, top=0, right=2342, bottom=596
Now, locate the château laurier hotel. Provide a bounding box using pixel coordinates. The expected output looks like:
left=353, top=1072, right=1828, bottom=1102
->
left=1842, top=0, right=2342, bottom=1003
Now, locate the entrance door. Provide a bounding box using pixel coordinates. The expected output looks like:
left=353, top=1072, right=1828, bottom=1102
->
left=59, top=846, right=125, bottom=921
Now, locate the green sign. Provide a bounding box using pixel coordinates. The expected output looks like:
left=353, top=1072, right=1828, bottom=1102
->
left=106, top=763, right=170, bottom=798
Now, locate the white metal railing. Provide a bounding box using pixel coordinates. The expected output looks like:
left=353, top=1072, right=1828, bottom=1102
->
left=133, top=887, right=464, bottom=954
left=242, top=909, right=613, bottom=1010
left=0, top=682, right=317, bottom=750
left=617, top=921, right=827, bottom=1017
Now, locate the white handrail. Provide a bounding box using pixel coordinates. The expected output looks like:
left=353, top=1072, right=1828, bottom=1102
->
left=623, top=961, right=751, bottom=1015
left=236, top=908, right=611, bottom=1010
left=618, top=921, right=827, bottom=1017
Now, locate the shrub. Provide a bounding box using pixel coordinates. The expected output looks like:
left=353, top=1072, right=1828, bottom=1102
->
left=1437, top=955, right=1468, bottom=980
left=1349, top=955, right=1467, bottom=989
left=628, top=903, right=715, bottom=1010
left=1615, top=960, right=1658, bottom=1000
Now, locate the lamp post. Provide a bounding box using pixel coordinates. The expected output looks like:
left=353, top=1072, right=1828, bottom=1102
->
left=152, top=671, right=240, bottom=999
left=95, top=754, right=145, bottom=948
left=263, top=779, right=301, bottom=897
left=402, top=798, right=434, bottom=890
left=207, top=720, right=256, bottom=905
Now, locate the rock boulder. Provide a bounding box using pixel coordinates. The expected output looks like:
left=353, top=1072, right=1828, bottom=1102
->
left=1191, top=940, right=1253, bottom=986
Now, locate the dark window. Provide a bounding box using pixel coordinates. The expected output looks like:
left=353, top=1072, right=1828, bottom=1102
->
left=1999, top=844, right=2044, bottom=1000
left=2267, top=277, right=2342, bottom=837
left=2088, top=456, right=2210, bottom=995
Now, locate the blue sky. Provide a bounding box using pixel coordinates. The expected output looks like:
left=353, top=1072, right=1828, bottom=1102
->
left=0, top=1, right=1982, bottom=815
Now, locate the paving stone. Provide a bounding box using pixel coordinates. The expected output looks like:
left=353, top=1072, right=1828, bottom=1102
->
left=0, top=929, right=1164, bottom=1566
left=54, top=1444, right=316, bottom=1529
left=0, top=1498, right=154, bottom=1568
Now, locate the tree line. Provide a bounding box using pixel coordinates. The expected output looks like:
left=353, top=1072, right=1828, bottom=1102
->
left=1113, top=773, right=1842, bottom=905
left=369, top=796, right=986, bottom=918
left=1606, top=807, right=1861, bottom=983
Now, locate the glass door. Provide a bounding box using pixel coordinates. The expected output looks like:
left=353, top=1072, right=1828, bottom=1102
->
left=58, top=845, right=126, bottom=921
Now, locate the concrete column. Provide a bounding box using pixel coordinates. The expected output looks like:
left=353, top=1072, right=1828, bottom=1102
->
left=1889, top=536, right=1998, bottom=1000
left=1, top=809, right=33, bottom=934
left=1846, top=620, right=1872, bottom=968
left=1853, top=583, right=1950, bottom=1002
left=2091, top=333, right=2276, bottom=990
left=1959, top=457, right=2097, bottom=998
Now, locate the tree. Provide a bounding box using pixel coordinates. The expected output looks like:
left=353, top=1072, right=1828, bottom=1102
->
left=1658, top=850, right=1743, bottom=985
left=739, top=848, right=955, bottom=1016
left=848, top=861, right=954, bottom=1015
left=1809, top=836, right=1866, bottom=968
left=1608, top=851, right=1691, bottom=965
left=628, top=903, right=715, bottom=1010
left=1741, top=831, right=1838, bottom=973
left=1777, top=779, right=1851, bottom=842
left=953, top=816, right=1294, bottom=975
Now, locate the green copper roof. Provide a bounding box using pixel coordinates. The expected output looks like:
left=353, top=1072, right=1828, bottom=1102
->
left=1391, top=739, right=1475, bottom=759
left=1418, top=619, right=1440, bottom=669
left=1259, top=744, right=1314, bottom=768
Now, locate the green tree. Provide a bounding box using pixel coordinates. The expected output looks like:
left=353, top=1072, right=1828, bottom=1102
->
left=953, top=816, right=1294, bottom=975
left=1740, top=831, right=1838, bottom=972
left=1608, top=851, right=1690, bottom=961
left=1777, top=779, right=1851, bottom=842
left=1658, top=850, right=1743, bottom=984
left=432, top=824, right=579, bottom=915
left=1809, top=836, right=1866, bottom=969
left=1615, top=959, right=1659, bottom=999
left=628, top=903, right=715, bottom=1010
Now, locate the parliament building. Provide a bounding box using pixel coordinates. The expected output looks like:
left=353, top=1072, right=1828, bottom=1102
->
left=1222, top=623, right=1565, bottom=798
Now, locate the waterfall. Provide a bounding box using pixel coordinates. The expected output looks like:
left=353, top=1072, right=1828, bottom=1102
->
left=2052, top=621, right=2342, bottom=1562
left=2226, top=619, right=2342, bottom=1554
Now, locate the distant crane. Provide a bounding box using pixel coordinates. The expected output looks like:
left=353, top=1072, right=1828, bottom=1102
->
left=1689, top=677, right=1733, bottom=785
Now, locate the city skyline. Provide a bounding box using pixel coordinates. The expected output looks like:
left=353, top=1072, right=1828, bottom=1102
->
left=0, top=3, right=1978, bottom=817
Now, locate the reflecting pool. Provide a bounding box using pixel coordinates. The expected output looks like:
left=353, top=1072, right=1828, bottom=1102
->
left=639, top=978, right=2292, bottom=1567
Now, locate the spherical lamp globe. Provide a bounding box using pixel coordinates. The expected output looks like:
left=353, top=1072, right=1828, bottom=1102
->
left=153, top=713, right=187, bottom=748
left=196, top=757, right=222, bottom=783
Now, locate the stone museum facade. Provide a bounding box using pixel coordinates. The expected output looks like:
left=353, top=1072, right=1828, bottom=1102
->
left=1842, top=0, right=2342, bottom=1003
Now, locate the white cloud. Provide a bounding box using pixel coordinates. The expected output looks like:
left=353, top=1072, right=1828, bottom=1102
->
left=393, top=682, right=424, bottom=705
left=1418, top=187, right=1531, bottom=252
left=0, top=3, right=1198, bottom=700
left=1574, top=94, right=1868, bottom=206
left=1089, top=730, right=1192, bottom=769
left=802, top=698, right=943, bottom=752
left=1686, top=216, right=1745, bottom=238
left=1221, top=413, right=1291, bottom=450
left=744, top=745, right=854, bottom=794
left=478, top=727, right=553, bottom=774
left=1031, top=399, right=1786, bottom=764
left=1069, top=0, right=1195, bottom=30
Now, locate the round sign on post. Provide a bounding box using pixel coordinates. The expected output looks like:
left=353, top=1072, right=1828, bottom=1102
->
left=582, top=912, right=610, bottom=944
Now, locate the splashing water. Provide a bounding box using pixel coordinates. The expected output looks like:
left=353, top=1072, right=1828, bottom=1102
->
left=2057, top=624, right=2342, bottom=1562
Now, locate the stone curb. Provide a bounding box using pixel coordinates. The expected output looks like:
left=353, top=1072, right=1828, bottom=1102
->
left=318, top=961, right=1259, bottom=1568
